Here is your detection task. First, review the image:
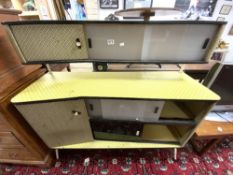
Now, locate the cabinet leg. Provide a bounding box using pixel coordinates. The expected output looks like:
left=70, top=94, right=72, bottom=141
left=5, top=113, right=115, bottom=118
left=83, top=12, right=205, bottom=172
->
left=55, top=149, right=59, bottom=160
left=174, top=148, right=177, bottom=160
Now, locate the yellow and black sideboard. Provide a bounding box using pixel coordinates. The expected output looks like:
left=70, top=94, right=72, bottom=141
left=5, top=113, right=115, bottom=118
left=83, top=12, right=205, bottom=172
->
left=11, top=71, right=219, bottom=149
left=2, top=21, right=222, bottom=151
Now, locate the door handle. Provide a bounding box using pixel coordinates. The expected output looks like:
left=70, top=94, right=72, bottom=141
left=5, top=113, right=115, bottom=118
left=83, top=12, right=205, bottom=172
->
left=72, top=110, right=81, bottom=116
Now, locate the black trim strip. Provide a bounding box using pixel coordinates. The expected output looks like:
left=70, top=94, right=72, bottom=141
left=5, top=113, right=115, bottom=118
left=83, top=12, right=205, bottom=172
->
left=20, top=60, right=208, bottom=65
left=2, top=20, right=227, bottom=25
left=89, top=117, right=196, bottom=126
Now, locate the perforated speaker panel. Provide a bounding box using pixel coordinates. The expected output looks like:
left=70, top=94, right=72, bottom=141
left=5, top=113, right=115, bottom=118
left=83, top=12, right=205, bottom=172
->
left=10, top=24, right=88, bottom=63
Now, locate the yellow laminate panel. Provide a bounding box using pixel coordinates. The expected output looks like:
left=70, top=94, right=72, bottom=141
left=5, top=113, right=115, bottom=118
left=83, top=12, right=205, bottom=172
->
left=141, top=125, right=178, bottom=142
left=55, top=140, right=180, bottom=149
left=160, top=101, right=190, bottom=119
left=11, top=71, right=220, bottom=103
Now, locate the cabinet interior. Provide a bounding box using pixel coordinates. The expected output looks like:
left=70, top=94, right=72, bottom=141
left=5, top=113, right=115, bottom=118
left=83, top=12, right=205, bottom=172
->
left=85, top=99, right=213, bottom=144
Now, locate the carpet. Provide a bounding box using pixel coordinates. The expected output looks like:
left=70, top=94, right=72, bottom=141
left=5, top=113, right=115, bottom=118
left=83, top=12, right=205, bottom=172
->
left=0, top=137, right=233, bottom=175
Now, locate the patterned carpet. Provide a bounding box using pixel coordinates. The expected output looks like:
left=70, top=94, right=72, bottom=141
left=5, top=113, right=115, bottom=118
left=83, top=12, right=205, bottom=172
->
left=0, top=137, right=233, bottom=175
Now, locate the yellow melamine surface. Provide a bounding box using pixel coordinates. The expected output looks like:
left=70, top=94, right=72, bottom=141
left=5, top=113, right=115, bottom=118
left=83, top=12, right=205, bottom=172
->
left=12, top=71, right=220, bottom=103
left=55, top=140, right=180, bottom=149
left=141, top=125, right=178, bottom=142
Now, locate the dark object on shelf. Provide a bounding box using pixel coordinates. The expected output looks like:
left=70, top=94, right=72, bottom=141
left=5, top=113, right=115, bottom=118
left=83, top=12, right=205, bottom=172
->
left=90, top=119, right=143, bottom=141
left=89, top=118, right=184, bottom=144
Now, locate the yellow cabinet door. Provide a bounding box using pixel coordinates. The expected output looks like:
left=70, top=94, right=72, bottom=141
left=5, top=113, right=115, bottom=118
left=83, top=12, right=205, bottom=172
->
left=15, top=99, right=93, bottom=148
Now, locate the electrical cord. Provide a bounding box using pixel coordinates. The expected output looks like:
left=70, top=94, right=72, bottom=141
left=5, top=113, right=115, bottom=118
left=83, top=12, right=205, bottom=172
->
left=65, top=8, right=72, bottom=20
left=215, top=112, right=233, bottom=125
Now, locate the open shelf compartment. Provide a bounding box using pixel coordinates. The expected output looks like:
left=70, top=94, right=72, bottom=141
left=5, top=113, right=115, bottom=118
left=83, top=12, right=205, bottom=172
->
left=90, top=119, right=192, bottom=145
left=86, top=98, right=213, bottom=146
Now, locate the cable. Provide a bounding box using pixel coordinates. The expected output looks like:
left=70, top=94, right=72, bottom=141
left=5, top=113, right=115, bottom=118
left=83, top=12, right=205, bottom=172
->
left=215, top=112, right=233, bottom=126
left=65, top=8, right=72, bottom=20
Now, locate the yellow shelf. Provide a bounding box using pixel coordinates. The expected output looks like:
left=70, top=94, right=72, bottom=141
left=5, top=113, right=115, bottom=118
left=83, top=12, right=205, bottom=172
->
left=142, top=125, right=178, bottom=142
left=55, top=140, right=180, bottom=149
left=161, top=101, right=192, bottom=119
left=11, top=71, right=220, bottom=103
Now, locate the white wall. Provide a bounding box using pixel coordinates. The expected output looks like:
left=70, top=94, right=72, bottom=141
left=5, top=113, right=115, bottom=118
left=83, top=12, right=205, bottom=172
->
left=212, top=0, right=233, bottom=63
left=97, top=0, right=233, bottom=62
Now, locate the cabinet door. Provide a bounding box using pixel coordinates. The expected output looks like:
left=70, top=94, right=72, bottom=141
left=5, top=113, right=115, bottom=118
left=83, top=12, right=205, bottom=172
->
left=8, top=24, right=88, bottom=63
left=86, top=99, right=164, bottom=122
left=15, top=100, right=93, bottom=148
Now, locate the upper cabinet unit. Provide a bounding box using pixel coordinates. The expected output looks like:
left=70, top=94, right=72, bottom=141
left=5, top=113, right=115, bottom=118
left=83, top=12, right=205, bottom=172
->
left=3, top=20, right=226, bottom=64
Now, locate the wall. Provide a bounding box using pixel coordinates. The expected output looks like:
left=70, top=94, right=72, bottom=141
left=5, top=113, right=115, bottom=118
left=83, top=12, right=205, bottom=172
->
left=96, top=0, right=233, bottom=62
left=212, top=0, right=233, bottom=63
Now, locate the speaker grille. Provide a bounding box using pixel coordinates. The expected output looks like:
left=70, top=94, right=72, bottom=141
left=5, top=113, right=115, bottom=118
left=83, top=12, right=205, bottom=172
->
left=11, top=24, right=88, bottom=63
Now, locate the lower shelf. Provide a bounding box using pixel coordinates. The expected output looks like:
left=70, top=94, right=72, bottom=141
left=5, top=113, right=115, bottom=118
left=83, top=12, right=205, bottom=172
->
left=55, top=125, right=183, bottom=149
left=92, top=125, right=179, bottom=144
left=54, top=140, right=181, bottom=149
left=142, top=125, right=179, bottom=143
